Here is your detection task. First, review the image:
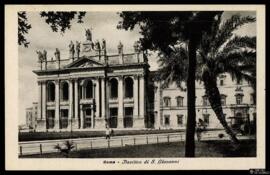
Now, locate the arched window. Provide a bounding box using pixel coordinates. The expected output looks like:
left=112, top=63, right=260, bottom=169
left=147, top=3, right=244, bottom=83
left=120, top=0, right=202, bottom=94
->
left=109, top=78, right=118, bottom=99
left=125, top=77, right=133, bottom=98
left=85, top=80, right=93, bottom=99
left=61, top=81, right=69, bottom=101
left=47, top=82, right=55, bottom=102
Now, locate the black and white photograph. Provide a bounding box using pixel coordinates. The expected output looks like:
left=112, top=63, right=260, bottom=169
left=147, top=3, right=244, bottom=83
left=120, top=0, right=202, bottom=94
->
left=5, top=5, right=266, bottom=170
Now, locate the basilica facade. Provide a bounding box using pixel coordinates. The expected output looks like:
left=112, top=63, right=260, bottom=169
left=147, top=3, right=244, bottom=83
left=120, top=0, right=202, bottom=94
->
left=33, top=31, right=149, bottom=131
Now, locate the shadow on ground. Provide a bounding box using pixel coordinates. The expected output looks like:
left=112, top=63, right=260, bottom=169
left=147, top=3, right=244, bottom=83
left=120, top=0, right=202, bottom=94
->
left=20, top=139, right=256, bottom=158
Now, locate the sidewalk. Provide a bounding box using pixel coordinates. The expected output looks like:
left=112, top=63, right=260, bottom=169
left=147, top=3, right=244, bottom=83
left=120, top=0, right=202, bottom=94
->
left=19, top=131, right=255, bottom=156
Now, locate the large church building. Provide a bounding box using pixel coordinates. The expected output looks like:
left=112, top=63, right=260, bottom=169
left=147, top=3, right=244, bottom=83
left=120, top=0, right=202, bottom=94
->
left=29, top=30, right=256, bottom=132
left=33, top=30, right=150, bottom=131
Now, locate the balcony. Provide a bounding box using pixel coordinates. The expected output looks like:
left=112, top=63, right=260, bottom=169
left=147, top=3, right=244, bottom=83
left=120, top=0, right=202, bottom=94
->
left=109, top=97, right=118, bottom=103
left=124, top=97, right=134, bottom=103
left=80, top=98, right=94, bottom=104
left=46, top=101, right=55, bottom=107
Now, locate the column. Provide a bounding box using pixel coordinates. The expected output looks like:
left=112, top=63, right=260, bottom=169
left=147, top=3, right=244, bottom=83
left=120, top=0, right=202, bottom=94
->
left=133, top=75, right=139, bottom=118
left=95, top=78, right=100, bottom=118
left=37, top=81, right=42, bottom=119
left=154, top=83, right=161, bottom=129
left=101, top=77, right=105, bottom=118
left=55, top=80, right=60, bottom=130
left=68, top=79, right=73, bottom=128
left=74, top=79, right=79, bottom=128
left=42, top=81, right=47, bottom=120
left=92, top=82, right=96, bottom=129
left=139, top=74, right=145, bottom=118
left=80, top=105, right=84, bottom=129
left=118, top=76, right=124, bottom=128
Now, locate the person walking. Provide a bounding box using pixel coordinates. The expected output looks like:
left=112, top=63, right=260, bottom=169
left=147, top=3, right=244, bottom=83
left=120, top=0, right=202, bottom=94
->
left=105, top=127, right=110, bottom=140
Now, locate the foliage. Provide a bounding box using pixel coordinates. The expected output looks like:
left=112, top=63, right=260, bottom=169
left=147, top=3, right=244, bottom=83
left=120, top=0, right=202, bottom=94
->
left=18, top=12, right=32, bottom=47
left=118, top=11, right=222, bottom=54
left=18, top=11, right=86, bottom=47
left=54, top=140, right=75, bottom=157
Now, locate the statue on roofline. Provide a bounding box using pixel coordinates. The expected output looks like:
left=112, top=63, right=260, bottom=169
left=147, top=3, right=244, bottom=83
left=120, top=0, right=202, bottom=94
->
left=76, top=41, right=81, bottom=58
left=118, top=41, right=123, bottom=54
left=94, top=40, right=101, bottom=51
left=36, top=50, right=44, bottom=62
left=54, top=48, right=60, bottom=60
left=69, top=41, right=75, bottom=58
left=85, top=28, right=92, bottom=41
left=101, top=39, right=106, bottom=50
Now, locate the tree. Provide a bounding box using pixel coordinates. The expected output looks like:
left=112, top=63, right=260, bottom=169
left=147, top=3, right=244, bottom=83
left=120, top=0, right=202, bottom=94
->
left=156, top=14, right=256, bottom=148
left=198, top=15, right=256, bottom=144
left=118, top=11, right=222, bottom=157
left=18, top=11, right=86, bottom=47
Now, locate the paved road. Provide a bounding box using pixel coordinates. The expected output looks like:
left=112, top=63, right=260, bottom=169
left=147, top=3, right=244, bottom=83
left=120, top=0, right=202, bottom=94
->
left=19, top=130, right=253, bottom=156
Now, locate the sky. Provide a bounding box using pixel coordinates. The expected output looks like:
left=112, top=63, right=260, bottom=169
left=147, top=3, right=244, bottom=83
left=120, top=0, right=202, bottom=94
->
left=18, top=11, right=256, bottom=125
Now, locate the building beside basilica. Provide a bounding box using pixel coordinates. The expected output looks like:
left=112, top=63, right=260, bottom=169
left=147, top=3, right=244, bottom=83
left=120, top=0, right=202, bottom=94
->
left=27, top=30, right=256, bottom=132
left=152, top=73, right=256, bottom=130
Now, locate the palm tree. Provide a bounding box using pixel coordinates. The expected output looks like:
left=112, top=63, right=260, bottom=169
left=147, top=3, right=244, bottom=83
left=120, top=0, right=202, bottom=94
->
left=156, top=14, right=256, bottom=147
left=198, top=14, right=256, bottom=144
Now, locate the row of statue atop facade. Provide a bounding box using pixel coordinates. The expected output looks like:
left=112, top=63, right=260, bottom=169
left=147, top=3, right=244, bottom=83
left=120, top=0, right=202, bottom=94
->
left=36, top=28, right=141, bottom=62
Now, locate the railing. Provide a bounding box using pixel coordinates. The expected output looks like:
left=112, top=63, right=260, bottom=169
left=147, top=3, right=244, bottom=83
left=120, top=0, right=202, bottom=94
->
left=19, top=133, right=185, bottom=156
left=18, top=130, right=236, bottom=156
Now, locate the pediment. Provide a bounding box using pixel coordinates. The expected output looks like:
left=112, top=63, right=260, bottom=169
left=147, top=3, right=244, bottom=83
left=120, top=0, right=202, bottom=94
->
left=65, top=57, right=104, bottom=68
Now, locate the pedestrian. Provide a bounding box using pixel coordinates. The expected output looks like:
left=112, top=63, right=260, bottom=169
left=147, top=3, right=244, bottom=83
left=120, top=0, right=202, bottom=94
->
left=196, top=119, right=204, bottom=141
left=105, top=127, right=110, bottom=140
left=110, top=128, right=114, bottom=137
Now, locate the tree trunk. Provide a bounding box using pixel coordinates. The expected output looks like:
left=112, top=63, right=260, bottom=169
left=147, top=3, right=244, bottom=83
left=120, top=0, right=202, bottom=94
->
left=185, top=37, right=197, bottom=157
left=202, top=72, right=240, bottom=144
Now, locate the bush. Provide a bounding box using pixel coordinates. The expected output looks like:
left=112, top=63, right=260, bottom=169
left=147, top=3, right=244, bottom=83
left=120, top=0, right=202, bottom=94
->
left=218, top=133, right=224, bottom=138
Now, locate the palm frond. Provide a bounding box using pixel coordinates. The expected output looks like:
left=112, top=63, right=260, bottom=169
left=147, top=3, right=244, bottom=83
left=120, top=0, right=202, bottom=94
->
left=213, top=15, right=256, bottom=51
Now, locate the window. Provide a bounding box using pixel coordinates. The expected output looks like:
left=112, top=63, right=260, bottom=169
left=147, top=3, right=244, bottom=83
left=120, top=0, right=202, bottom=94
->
left=236, top=79, right=242, bottom=85
left=110, top=78, right=118, bottom=99
left=124, top=107, right=133, bottom=128
left=61, top=81, right=69, bottom=101
left=85, top=80, right=93, bottom=99
left=60, top=109, right=68, bottom=129
left=47, top=82, right=55, bottom=102
left=163, top=97, right=171, bottom=107
left=124, top=77, right=133, bottom=98
left=176, top=96, right=184, bottom=107
left=177, top=115, right=184, bottom=126
left=164, top=115, right=170, bottom=125
left=220, top=79, right=224, bottom=86
left=251, top=93, right=256, bottom=105
left=220, top=94, right=227, bottom=106
left=46, top=110, right=55, bottom=129
left=202, top=96, right=209, bottom=106
left=235, top=94, right=243, bottom=104
left=108, top=108, right=118, bottom=128
left=203, top=114, right=210, bottom=126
